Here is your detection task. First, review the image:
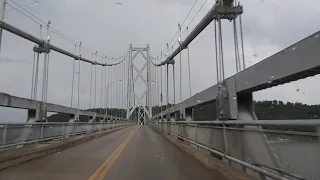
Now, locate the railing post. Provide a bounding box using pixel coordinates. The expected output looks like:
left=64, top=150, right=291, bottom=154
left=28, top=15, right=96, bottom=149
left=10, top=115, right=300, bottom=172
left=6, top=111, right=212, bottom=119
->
left=62, top=123, right=65, bottom=138
left=2, top=125, right=7, bottom=145
left=222, top=122, right=230, bottom=164
left=317, top=127, right=320, bottom=144
left=194, top=124, right=197, bottom=142
left=76, top=122, right=79, bottom=135
left=40, top=123, right=44, bottom=140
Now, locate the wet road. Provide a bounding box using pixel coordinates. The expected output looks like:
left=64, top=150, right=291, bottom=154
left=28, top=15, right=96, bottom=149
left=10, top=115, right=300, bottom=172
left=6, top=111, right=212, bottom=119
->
left=0, top=126, right=216, bottom=180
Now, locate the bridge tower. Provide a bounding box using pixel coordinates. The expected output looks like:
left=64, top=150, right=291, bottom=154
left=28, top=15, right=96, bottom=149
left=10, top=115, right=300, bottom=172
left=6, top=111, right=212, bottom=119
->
left=126, top=44, right=152, bottom=125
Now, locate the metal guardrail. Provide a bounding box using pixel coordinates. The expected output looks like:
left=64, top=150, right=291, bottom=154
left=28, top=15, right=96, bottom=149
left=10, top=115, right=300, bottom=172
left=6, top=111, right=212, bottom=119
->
left=0, top=121, right=132, bottom=149
left=148, top=120, right=320, bottom=180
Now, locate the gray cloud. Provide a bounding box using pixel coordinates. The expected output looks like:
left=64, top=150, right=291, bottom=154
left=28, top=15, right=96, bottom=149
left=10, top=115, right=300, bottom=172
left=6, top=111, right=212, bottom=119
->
left=0, top=0, right=320, bottom=122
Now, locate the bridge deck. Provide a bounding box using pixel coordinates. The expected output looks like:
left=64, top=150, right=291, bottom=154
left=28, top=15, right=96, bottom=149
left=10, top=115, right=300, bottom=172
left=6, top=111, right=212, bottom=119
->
left=0, top=126, right=217, bottom=180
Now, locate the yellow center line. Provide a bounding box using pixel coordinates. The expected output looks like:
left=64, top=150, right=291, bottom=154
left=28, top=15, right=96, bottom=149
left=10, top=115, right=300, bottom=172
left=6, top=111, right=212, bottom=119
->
left=88, top=126, right=139, bottom=180
left=97, top=126, right=139, bottom=179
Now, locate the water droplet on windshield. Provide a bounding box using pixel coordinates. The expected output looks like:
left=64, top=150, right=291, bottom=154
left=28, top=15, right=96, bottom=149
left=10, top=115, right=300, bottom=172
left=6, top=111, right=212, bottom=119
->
left=268, top=80, right=272, bottom=84
left=232, top=96, right=237, bottom=100
left=29, top=1, right=39, bottom=7
left=270, top=75, right=275, bottom=79
left=291, top=46, right=296, bottom=51
left=315, top=35, right=319, bottom=38
left=296, top=89, right=300, bottom=92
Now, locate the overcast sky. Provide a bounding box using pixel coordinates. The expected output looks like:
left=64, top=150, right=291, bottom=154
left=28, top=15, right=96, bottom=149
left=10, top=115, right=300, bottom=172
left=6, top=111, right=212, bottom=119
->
left=0, top=0, right=320, bottom=122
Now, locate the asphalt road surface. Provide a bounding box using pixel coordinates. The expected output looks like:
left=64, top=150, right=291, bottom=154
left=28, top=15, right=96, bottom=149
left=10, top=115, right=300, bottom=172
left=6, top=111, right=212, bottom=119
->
left=0, top=125, right=216, bottom=180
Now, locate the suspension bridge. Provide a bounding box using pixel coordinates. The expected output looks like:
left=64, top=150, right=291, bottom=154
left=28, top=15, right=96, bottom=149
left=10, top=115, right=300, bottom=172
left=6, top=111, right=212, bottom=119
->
left=0, top=0, right=319, bottom=179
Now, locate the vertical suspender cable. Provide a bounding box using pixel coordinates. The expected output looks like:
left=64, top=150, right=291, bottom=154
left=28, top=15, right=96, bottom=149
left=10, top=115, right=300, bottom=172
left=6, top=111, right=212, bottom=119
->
left=106, top=59, right=110, bottom=117
left=123, top=59, right=125, bottom=118
left=114, top=63, right=117, bottom=119
left=218, top=16, right=225, bottom=80
left=89, top=54, right=93, bottom=111
left=121, top=60, right=123, bottom=118
left=0, top=0, right=6, bottom=53
left=77, top=43, right=82, bottom=120
left=233, top=19, right=240, bottom=73
left=94, top=53, right=97, bottom=115
left=126, top=53, right=129, bottom=119
left=151, top=64, right=154, bottom=116
left=164, top=64, right=167, bottom=111
left=45, top=53, right=50, bottom=103
left=31, top=24, right=42, bottom=100
left=41, top=48, right=47, bottom=103
left=116, top=63, right=119, bottom=119
left=160, top=65, right=163, bottom=119
left=173, top=64, right=176, bottom=105
left=166, top=64, right=169, bottom=113
left=34, top=25, right=42, bottom=101
left=155, top=61, right=157, bottom=115
left=171, top=45, right=176, bottom=106
left=34, top=52, right=40, bottom=100
left=178, top=24, right=182, bottom=105
left=70, top=45, right=76, bottom=107
left=111, top=62, right=114, bottom=119
left=156, top=63, right=159, bottom=115
left=123, top=60, right=125, bottom=119
left=100, top=58, right=104, bottom=115
left=239, top=4, right=246, bottom=70
left=153, top=64, right=156, bottom=115
left=214, top=20, right=220, bottom=120
left=127, top=55, right=129, bottom=119
left=110, top=64, right=113, bottom=119
left=214, top=20, right=220, bottom=83
left=120, top=63, right=122, bottom=119
left=44, top=22, right=51, bottom=105
left=104, top=57, right=107, bottom=118
left=186, top=27, right=192, bottom=97
left=117, top=62, right=119, bottom=119
left=31, top=51, right=36, bottom=99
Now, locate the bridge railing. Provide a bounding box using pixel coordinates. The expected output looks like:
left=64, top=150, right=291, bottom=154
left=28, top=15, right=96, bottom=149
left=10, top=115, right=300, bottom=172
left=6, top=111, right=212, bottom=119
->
left=0, top=121, right=132, bottom=149
left=148, top=120, right=320, bottom=180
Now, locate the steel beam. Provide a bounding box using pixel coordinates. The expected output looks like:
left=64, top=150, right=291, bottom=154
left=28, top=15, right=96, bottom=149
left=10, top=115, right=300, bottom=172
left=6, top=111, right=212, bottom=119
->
left=154, top=29, right=320, bottom=118
left=159, top=1, right=241, bottom=66
left=0, top=20, right=116, bottom=66
left=0, top=92, right=114, bottom=121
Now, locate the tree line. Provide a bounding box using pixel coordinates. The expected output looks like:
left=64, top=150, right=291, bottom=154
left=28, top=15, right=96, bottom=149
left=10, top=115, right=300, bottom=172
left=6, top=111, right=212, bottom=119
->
left=47, top=100, right=319, bottom=132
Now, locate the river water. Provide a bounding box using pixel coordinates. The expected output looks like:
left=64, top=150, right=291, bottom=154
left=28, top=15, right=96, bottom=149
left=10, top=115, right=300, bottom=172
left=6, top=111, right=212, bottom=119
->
left=271, top=142, right=320, bottom=180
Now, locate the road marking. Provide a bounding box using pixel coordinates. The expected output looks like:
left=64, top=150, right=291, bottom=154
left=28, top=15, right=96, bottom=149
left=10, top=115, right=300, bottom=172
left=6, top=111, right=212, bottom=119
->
left=97, top=126, right=139, bottom=179
left=88, top=126, right=139, bottom=180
